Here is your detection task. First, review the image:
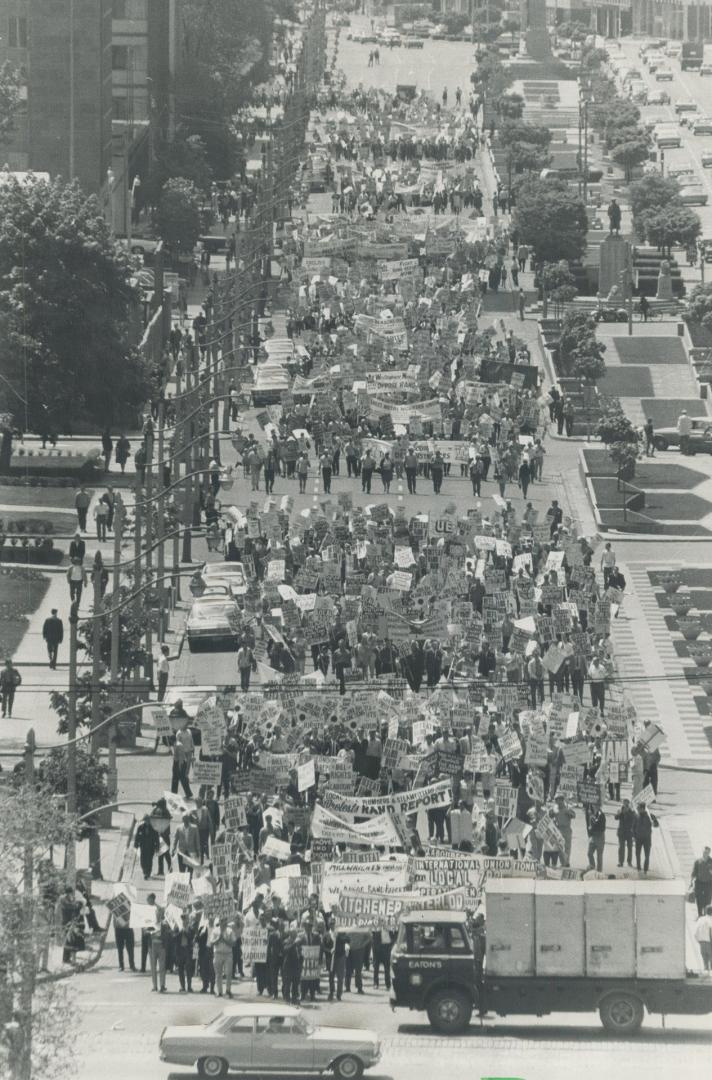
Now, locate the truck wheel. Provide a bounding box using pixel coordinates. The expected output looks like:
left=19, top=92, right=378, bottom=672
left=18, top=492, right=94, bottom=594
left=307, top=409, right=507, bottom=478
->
left=599, top=993, right=644, bottom=1035
left=197, top=1057, right=228, bottom=1078
left=427, top=989, right=472, bottom=1034
left=332, top=1055, right=363, bottom=1080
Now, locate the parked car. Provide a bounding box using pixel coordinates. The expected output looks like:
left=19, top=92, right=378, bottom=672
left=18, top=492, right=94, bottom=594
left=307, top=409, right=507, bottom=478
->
left=679, top=185, right=709, bottom=205
left=693, top=117, right=712, bottom=134
left=186, top=592, right=242, bottom=650
left=652, top=419, right=712, bottom=452
left=159, top=1003, right=382, bottom=1079
left=701, top=63, right=712, bottom=76
left=675, top=100, right=699, bottom=114
left=703, top=152, right=712, bottom=167
left=655, top=66, right=674, bottom=81
left=202, top=560, right=249, bottom=601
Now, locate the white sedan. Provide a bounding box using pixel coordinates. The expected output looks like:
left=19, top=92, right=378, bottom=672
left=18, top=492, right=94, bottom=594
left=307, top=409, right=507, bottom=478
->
left=159, top=1003, right=381, bottom=1079
left=202, top=560, right=249, bottom=601
left=692, top=117, right=712, bottom=135
left=679, top=186, right=709, bottom=205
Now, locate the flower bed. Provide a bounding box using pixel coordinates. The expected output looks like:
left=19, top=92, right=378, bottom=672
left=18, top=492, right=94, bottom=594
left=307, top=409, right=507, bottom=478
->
left=10, top=446, right=103, bottom=480
left=0, top=566, right=51, bottom=658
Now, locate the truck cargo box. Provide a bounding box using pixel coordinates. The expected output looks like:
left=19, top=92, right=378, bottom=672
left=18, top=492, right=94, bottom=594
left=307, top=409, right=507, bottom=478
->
left=485, top=879, right=535, bottom=977
left=584, top=880, right=635, bottom=977
left=535, top=881, right=585, bottom=977
left=635, top=880, right=686, bottom=980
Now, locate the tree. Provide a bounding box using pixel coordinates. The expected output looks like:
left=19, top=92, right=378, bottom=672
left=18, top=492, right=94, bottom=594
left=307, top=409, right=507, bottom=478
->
left=0, top=62, right=21, bottom=146
left=629, top=174, right=681, bottom=238
left=37, top=748, right=109, bottom=829
left=0, top=177, right=150, bottom=439
left=0, top=784, right=79, bottom=1080
left=644, top=204, right=701, bottom=256
left=154, top=177, right=202, bottom=255
left=442, top=13, right=469, bottom=35
left=610, top=133, right=651, bottom=182
left=513, top=178, right=588, bottom=265
left=472, top=48, right=512, bottom=122
left=582, top=46, right=609, bottom=70
left=596, top=397, right=638, bottom=445
left=540, top=261, right=578, bottom=316
left=685, top=282, right=712, bottom=332
left=142, top=134, right=214, bottom=211
left=496, top=93, right=524, bottom=121
left=558, top=310, right=607, bottom=382
left=499, top=121, right=552, bottom=150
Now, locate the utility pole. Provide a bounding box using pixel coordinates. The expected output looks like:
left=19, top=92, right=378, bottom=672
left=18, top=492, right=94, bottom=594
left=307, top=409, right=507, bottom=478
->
left=66, top=603, right=79, bottom=884
left=108, top=498, right=122, bottom=815
left=17, top=726, right=36, bottom=1080
left=144, top=427, right=154, bottom=686
left=157, top=402, right=166, bottom=643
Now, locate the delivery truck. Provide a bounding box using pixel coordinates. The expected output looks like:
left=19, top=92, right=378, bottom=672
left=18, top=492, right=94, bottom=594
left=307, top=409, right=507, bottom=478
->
left=389, top=880, right=712, bottom=1036
left=681, top=41, right=704, bottom=70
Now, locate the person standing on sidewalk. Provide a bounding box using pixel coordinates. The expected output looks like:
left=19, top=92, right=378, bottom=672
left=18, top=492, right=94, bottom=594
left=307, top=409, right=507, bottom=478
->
left=694, top=905, right=712, bottom=971
left=174, top=913, right=196, bottom=992
left=212, top=917, right=236, bottom=998
left=1, top=659, right=22, bottom=718
left=113, top=904, right=136, bottom=972
left=69, top=531, right=86, bottom=563
left=586, top=806, right=607, bottom=872
left=156, top=645, right=171, bottom=701
left=171, top=723, right=194, bottom=797
left=690, top=847, right=712, bottom=916
left=42, top=609, right=64, bottom=669
left=74, top=486, right=91, bottom=532
left=615, top=798, right=635, bottom=867
left=634, top=802, right=658, bottom=874
left=134, top=814, right=160, bottom=880
left=173, top=813, right=200, bottom=875
left=319, top=449, right=332, bottom=494
left=149, top=909, right=170, bottom=992
left=93, top=497, right=109, bottom=541
left=237, top=639, right=256, bottom=691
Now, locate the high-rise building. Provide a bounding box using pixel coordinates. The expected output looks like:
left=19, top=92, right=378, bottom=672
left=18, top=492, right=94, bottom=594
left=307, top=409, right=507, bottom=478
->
left=0, top=0, right=113, bottom=194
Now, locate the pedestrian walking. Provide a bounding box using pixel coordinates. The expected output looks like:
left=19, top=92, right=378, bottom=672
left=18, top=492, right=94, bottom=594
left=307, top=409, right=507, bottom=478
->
left=297, top=452, right=309, bottom=494
left=644, top=418, right=655, bottom=456
left=380, top=454, right=393, bottom=493
left=639, top=294, right=650, bottom=322
left=74, top=486, right=91, bottom=531
left=404, top=447, right=418, bottom=494
left=320, top=450, right=332, bottom=494
left=0, top=659, right=22, bottom=718
left=518, top=457, right=531, bottom=498
left=42, top=608, right=64, bottom=669
left=174, top=913, right=196, bottom=992
left=101, top=429, right=113, bottom=472
left=361, top=450, right=375, bottom=494
left=67, top=558, right=88, bottom=606
left=171, top=724, right=194, bottom=798
left=94, top=497, right=109, bottom=541
left=113, top=905, right=136, bottom=972
left=518, top=288, right=525, bottom=319
left=172, top=812, right=200, bottom=874
left=237, top=639, right=256, bottom=691
left=430, top=450, right=444, bottom=494
left=134, top=814, right=160, bottom=879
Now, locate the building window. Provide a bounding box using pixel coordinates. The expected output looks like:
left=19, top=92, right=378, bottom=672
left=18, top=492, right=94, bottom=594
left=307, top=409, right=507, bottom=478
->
left=113, top=96, right=129, bottom=121
left=112, top=45, right=129, bottom=71
left=8, top=16, right=28, bottom=48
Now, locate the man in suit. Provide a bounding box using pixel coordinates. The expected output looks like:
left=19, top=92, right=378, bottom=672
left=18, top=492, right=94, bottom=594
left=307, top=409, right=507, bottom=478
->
left=42, top=609, right=64, bottom=669
left=69, top=531, right=86, bottom=563
left=172, top=813, right=200, bottom=875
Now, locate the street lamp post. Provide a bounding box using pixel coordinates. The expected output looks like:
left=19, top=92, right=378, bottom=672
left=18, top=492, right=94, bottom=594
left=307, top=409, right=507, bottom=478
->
left=66, top=602, right=79, bottom=882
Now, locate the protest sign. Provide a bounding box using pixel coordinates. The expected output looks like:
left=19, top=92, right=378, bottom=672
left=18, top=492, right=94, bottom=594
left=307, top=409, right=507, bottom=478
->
left=636, top=783, right=657, bottom=806
left=191, top=761, right=223, bottom=787
left=321, top=778, right=452, bottom=818
left=262, top=836, right=292, bottom=861
left=242, top=927, right=268, bottom=965
left=495, top=779, right=518, bottom=822
left=106, top=892, right=131, bottom=922
left=297, top=758, right=316, bottom=792
left=577, top=779, right=602, bottom=807
left=301, top=945, right=321, bottom=980
left=311, top=804, right=403, bottom=847
left=499, top=728, right=522, bottom=762
left=224, top=796, right=247, bottom=831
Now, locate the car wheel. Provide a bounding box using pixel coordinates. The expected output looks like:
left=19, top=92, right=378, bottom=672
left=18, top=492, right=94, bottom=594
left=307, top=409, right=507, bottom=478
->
left=599, top=993, right=644, bottom=1035
left=332, top=1055, right=364, bottom=1080
left=426, top=988, right=473, bottom=1034
left=197, top=1056, right=228, bottom=1078
left=653, top=437, right=668, bottom=451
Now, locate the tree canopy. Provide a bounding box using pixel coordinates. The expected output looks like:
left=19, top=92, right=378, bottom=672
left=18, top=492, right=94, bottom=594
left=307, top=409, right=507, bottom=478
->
left=685, top=282, right=712, bottom=332
left=0, top=177, right=150, bottom=435
left=154, top=177, right=202, bottom=254
left=558, top=310, right=607, bottom=383
left=0, top=61, right=21, bottom=146
left=643, top=204, right=701, bottom=255
left=513, top=179, right=588, bottom=265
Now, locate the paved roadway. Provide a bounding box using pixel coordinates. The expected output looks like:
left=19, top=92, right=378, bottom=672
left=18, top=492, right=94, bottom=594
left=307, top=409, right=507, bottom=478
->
left=74, top=960, right=712, bottom=1080
left=618, top=37, right=712, bottom=244
left=73, top=30, right=712, bottom=1080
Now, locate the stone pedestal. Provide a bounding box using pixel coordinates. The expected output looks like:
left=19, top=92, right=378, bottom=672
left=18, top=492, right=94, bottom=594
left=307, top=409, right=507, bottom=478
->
left=656, top=259, right=673, bottom=300
left=599, top=236, right=631, bottom=298
left=520, top=0, right=551, bottom=59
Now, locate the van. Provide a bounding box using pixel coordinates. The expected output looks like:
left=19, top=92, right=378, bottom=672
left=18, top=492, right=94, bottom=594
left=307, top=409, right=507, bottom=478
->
left=654, top=125, right=682, bottom=148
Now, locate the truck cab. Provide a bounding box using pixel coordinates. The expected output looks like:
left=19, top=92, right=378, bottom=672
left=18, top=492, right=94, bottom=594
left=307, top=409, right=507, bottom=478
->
left=390, top=911, right=477, bottom=1034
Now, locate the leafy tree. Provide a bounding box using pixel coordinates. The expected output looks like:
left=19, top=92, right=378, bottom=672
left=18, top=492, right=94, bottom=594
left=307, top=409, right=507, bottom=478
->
left=472, top=48, right=512, bottom=116
left=556, top=20, right=589, bottom=41
left=685, top=282, right=712, bottom=332
left=582, top=46, right=609, bottom=70
left=610, top=133, right=651, bottom=182
left=0, top=784, right=79, bottom=1080
left=644, top=204, right=701, bottom=256
left=596, top=397, right=639, bottom=444
left=629, top=173, right=680, bottom=217
left=0, top=62, right=21, bottom=146
left=154, top=177, right=202, bottom=255
left=496, top=93, right=524, bottom=121
left=540, top=261, right=578, bottom=315
left=37, top=747, right=108, bottom=826
left=0, top=177, right=149, bottom=440
left=499, top=120, right=552, bottom=150
left=558, top=310, right=606, bottom=382
left=506, top=141, right=550, bottom=181
left=143, top=134, right=214, bottom=210
left=513, top=178, right=588, bottom=266
left=442, top=13, right=469, bottom=35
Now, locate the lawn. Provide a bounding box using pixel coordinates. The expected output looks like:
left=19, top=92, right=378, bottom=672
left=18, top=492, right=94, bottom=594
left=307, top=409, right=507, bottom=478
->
left=581, top=449, right=705, bottom=489
left=0, top=567, right=50, bottom=659
left=649, top=569, right=712, bottom=588
left=640, top=492, right=712, bottom=521
left=598, top=367, right=654, bottom=398
left=612, top=337, right=687, bottom=365
left=0, top=486, right=78, bottom=509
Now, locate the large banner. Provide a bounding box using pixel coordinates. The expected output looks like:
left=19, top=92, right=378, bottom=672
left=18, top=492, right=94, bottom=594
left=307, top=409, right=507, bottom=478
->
left=310, top=803, right=403, bottom=846
left=321, top=778, right=453, bottom=818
